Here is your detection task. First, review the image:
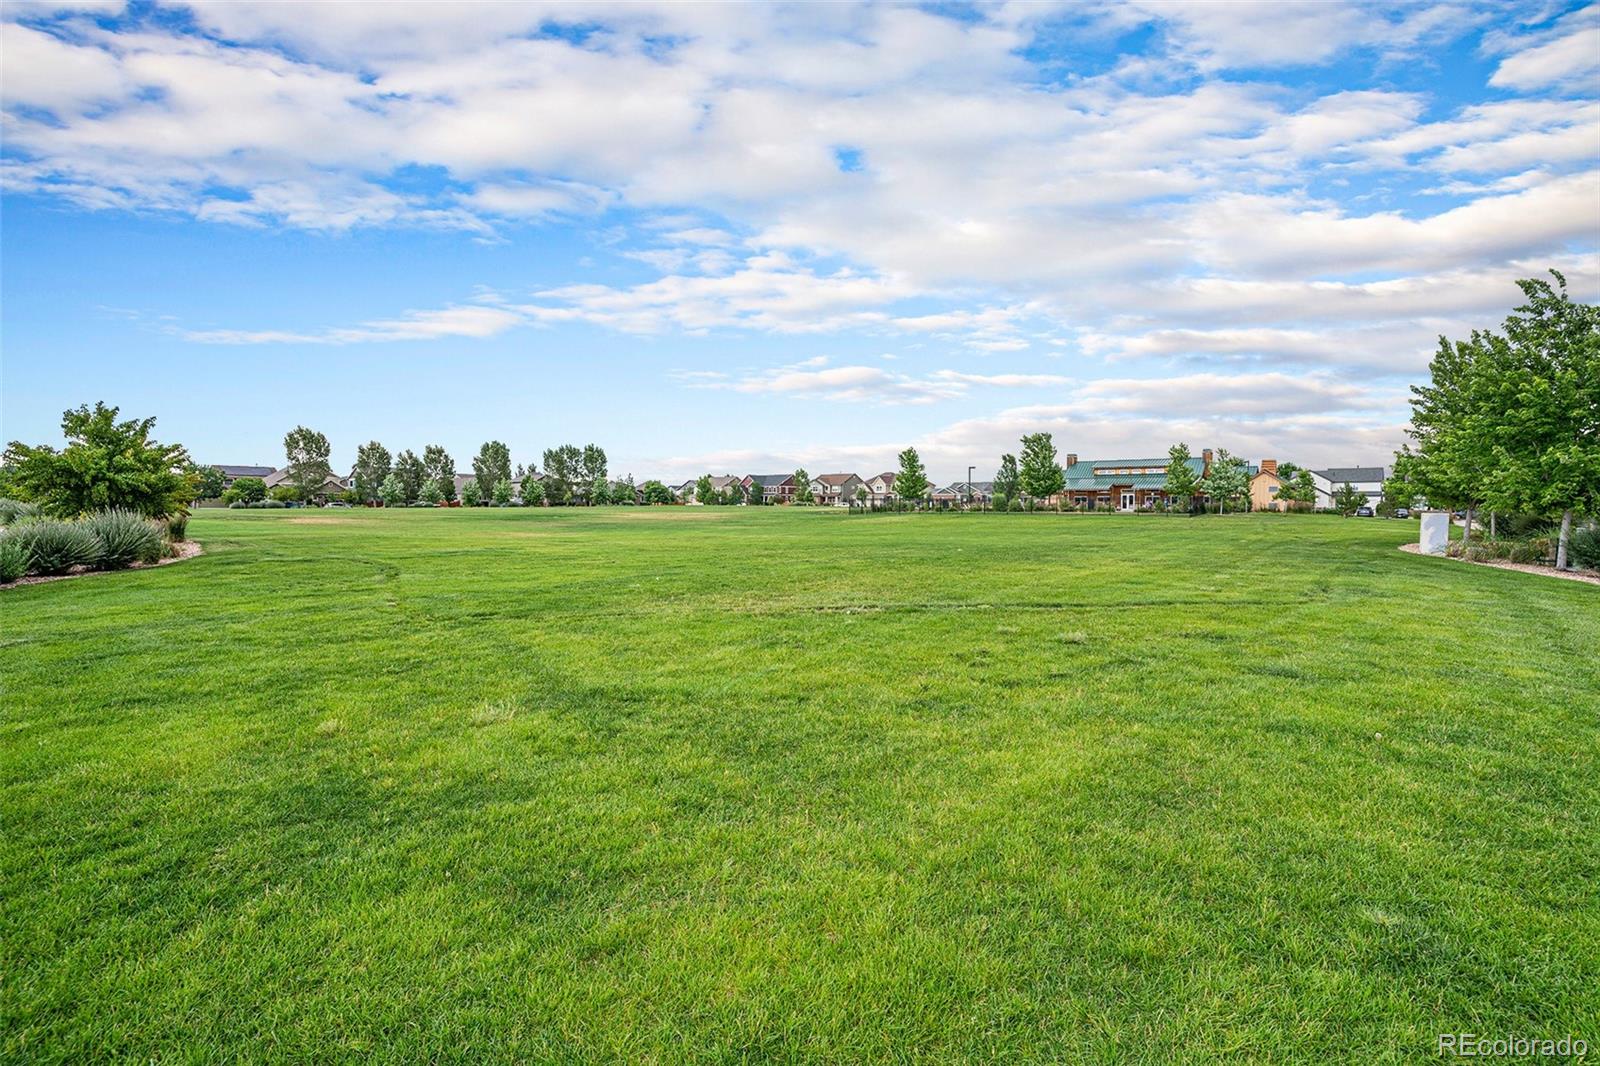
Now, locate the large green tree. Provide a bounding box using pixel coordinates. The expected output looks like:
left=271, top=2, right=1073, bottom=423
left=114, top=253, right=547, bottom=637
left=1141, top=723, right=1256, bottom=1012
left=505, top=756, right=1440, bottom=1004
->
left=1407, top=336, right=1494, bottom=543
left=543, top=445, right=582, bottom=505
left=1203, top=448, right=1249, bottom=513
left=422, top=445, right=456, bottom=502
left=580, top=445, right=608, bottom=505
left=993, top=453, right=1019, bottom=507
left=472, top=441, right=512, bottom=502
left=224, top=476, right=267, bottom=504
left=1474, top=272, right=1600, bottom=569
left=895, top=448, right=930, bottom=507
left=695, top=474, right=716, bottom=505
left=190, top=463, right=227, bottom=501
left=1018, top=433, right=1063, bottom=510
left=4, top=402, right=196, bottom=518
left=1332, top=482, right=1367, bottom=516
left=393, top=449, right=425, bottom=504
left=352, top=440, right=392, bottom=503
left=379, top=473, right=404, bottom=508
left=1162, top=443, right=1200, bottom=513
left=641, top=479, right=672, bottom=505
left=283, top=426, right=333, bottom=500
left=792, top=469, right=812, bottom=505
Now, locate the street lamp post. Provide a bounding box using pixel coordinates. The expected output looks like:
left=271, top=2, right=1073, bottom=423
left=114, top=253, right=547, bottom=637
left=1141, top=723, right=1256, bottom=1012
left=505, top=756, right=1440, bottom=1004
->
left=967, top=465, right=975, bottom=510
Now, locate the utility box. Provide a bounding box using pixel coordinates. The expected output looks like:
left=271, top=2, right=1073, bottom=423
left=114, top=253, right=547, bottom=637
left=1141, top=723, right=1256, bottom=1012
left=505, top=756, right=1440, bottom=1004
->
left=1419, top=510, right=1450, bottom=555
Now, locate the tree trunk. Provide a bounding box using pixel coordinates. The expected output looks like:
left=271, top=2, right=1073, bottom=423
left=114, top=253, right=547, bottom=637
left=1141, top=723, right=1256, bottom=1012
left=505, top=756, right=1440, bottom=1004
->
left=1461, top=506, right=1473, bottom=546
left=1490, top=512, right=1496, bottom=539
left=1557, top=509, right=1573, bottom=570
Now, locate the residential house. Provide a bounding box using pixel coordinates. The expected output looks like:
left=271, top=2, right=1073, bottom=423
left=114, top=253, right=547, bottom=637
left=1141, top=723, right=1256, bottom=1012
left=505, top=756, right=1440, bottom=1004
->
left=865, top=472, right=895, bottom=506
left=264, top=467, right=351, bottom=504
left=809, top=472, right=865, bottom=506
left=1310, top=466, right=1387, bottom=511
left=742, top=473, right=796, bottom=504
left=214, top=464, right=276, bottom=490
left=932, top=481, right=995, bottom=507
left=670, top=479, right=697, bottom=501
left=1057, top=451, right=1211, bottom=511
left=1249, top=459, right=1309, bottom=512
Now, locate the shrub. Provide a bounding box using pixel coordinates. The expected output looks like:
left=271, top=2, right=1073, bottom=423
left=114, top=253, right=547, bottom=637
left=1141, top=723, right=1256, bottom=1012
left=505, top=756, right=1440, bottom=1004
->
left=1506, top=541, right=1541, bottom=565
left=1485, top=539, right=1513, bottom=559
left=1570, top=524, right=1600, bottom=570
left=166, top=512, right=189, bottom=542
left=83, top=509, right=165, bottom=570
left=1462, top=543, right=1493, bottom=562
left=0, top=534, right=26, bottom=583
left=12, top=519, right=98, bottom=575
left=1530, top=536, right=1555, bottom=563
left=0, top=498, right=39, bottom=525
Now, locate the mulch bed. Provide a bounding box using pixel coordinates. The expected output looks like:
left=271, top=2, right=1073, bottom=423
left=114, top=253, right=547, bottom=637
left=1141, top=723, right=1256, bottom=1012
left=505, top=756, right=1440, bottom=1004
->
left=1399, top=542, right=1600, bottom=585
left=1, top=539, right=203, bottom=590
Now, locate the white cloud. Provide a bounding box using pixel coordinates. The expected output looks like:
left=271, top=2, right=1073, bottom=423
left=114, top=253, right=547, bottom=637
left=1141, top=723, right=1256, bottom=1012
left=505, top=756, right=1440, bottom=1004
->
left=1489, top=7, right=1600, bottom=91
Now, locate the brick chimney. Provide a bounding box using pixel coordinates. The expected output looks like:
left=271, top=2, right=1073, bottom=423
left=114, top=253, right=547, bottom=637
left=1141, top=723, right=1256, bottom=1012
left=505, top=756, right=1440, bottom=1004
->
left=1064, top=453, right=1078, bottom=468
left=1201, top=448, right=1213, bottom=476
left=1260, top=458, right=1277, bottom=475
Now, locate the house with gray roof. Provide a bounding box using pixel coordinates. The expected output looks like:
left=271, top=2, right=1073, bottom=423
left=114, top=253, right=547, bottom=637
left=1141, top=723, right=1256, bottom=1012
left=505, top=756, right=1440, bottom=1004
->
left=742, top=473, right=796, bottom=504
left=1309, top=466, right=1388, bottom=511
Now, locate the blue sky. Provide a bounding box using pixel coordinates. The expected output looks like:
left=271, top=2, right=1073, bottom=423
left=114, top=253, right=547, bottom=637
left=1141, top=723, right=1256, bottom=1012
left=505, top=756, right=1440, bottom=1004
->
left=3, top=1, right=1597, bottom=483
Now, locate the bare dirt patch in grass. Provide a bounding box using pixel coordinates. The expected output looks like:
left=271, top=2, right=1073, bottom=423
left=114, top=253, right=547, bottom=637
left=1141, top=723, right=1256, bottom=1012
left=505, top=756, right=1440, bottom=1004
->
left=2, top=539, right=203, bottom=590
left=1400, top=542, right=1600, bottom=585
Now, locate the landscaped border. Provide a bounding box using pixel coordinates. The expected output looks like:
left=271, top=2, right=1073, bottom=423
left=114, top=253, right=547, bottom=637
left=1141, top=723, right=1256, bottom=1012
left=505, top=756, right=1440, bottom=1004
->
left=1399, top=543, right=1599, bottom=585
left=0, top=539, right=203, bottom=590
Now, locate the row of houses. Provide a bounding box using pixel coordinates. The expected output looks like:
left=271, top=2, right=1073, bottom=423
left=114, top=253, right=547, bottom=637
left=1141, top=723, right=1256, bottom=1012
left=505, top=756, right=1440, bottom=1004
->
left=216, top=457, right=1391, bottom=512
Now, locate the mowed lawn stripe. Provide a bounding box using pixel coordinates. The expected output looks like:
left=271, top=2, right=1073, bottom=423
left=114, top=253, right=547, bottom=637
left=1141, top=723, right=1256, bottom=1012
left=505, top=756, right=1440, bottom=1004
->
left=2, top=509, right=1595, bottom=1062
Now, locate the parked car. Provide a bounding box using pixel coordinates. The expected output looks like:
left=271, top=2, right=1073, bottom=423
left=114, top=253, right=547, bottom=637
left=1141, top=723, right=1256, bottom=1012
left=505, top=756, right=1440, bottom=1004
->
left=1355, top=506, right=1375, bottom=517
left=325, top=501, right=350, bottom=508
left=1393, top=508, right=1410, bottom=519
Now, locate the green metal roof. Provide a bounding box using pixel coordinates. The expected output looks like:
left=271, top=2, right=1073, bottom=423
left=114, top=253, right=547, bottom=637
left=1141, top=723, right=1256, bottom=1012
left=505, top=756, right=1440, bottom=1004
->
left=1061, top=457, right=1204, bottom=491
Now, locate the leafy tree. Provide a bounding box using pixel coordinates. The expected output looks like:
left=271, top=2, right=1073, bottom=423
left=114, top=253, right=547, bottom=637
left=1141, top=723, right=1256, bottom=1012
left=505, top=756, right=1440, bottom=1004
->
left=1332, top=482, right=1367, bottom=516
left=270, top=485, right=301, bottom=503
left=461, top=479, right=482, bottom=507
left=613, top=476, right=636, bottom=505
left=420, top=478, right=444, bottom=506
left=993, top=453, right=1020, bottom=503
left=283, top=426, right=333, bottom=501
left=472, top=441, right=512, bottom=502
left=1278, top=468, right=1316, bottom=510
left=352, top=440, right=392, bottom=503
left=696, top=474, right=716, bottom=505
left=1203, top=447, right=1249, bottom=513
left=4, top=402, right=196, bottom=517
left=855, top=486, right=867, bottom=507
left=224, top=476, right=267, bottom=504
left=579, top=444, right=608, bottom=505
left=380, top=473, right=404, bottom=507
left=543, top=445, right=582, bottom=504
left=1017, top=433, right=1063, bottom=510
left=493, top=477, right=513, bottom=506
left=792, top=469, right=812, bottom=505
left=394, top=449, right=425, bottom=504
left=592, top=481, right=612, bottom=506
left=1379, top=474, right=1414, bottom=516
left=1473, top=271, right=1599, bottom=569
left=1407, top=335, right=1493, bottom=543
left=1277, top=461, right=1303, bottom=480
left=641, top=479, right=672, bottom=505
left=894, top=449, right=930, bottom=508
left=1162, top=443, right=1200, bottom=513
left=521, top=478, right=546, bottom=507
left=190, top=464, right=227, bottom=501
left=423, top=445, right=456, bottom=502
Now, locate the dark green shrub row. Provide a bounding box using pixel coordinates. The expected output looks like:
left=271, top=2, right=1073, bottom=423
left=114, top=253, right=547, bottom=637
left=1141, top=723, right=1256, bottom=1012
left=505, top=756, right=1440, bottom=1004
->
left=227, top=499, right=288, bottom=509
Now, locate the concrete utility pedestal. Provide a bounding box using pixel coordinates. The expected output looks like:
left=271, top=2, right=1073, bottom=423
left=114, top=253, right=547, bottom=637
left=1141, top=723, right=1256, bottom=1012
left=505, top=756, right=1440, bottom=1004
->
left=1418, top=510, right=1450, bottom=555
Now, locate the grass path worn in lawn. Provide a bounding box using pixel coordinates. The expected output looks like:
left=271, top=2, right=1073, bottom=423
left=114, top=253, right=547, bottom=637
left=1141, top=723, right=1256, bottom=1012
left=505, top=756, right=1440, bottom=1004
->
left=2, top=509, right=1596, bottom=1062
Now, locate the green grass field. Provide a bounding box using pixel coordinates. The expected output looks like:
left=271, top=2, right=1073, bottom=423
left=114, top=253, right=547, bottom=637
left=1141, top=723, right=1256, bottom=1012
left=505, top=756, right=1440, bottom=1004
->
left=3, top=508, right=1596, bottom=1062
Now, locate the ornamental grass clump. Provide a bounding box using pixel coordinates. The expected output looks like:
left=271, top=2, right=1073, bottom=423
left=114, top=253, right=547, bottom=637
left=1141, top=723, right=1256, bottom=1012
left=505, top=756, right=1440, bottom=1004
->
left=83, top=509, right=165, bottom=570
left=165, top=513, right=189, bottom=543
left=12, top=519, right=98, bottom=575
left=0, top=534, right=26, bottom=583
left=0, top=498, right=39, bottom=525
